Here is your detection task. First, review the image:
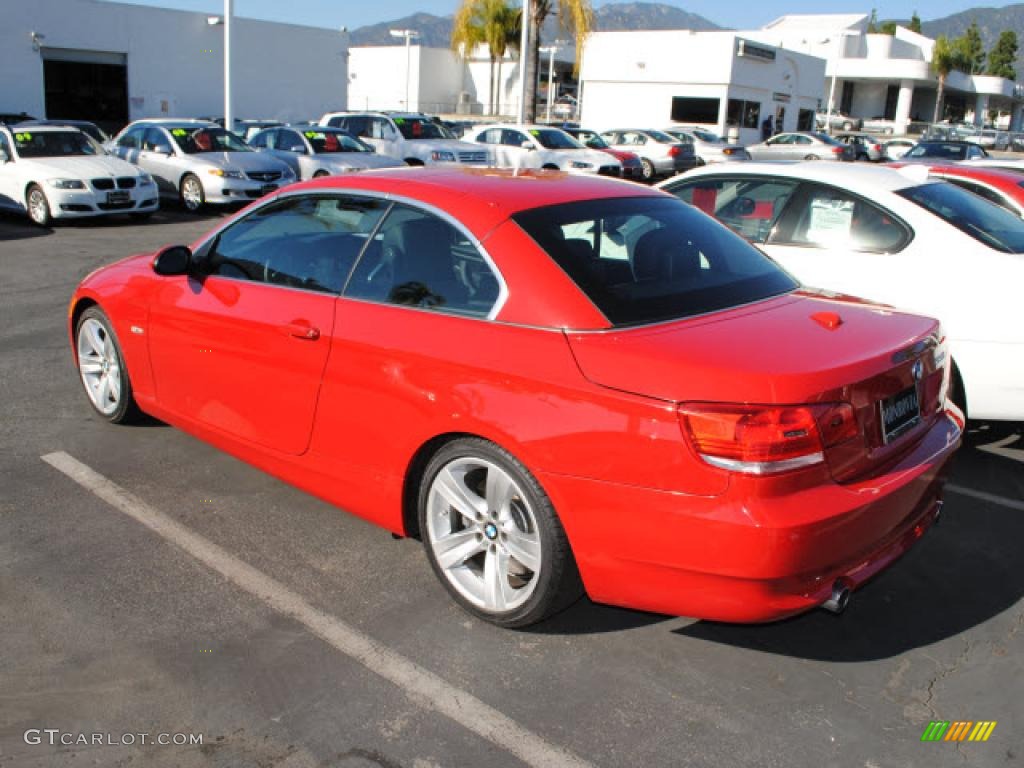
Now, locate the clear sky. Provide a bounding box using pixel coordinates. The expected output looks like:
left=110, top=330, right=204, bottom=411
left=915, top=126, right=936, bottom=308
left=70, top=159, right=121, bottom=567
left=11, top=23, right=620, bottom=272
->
left=101, top=0, right=1016, bottom=32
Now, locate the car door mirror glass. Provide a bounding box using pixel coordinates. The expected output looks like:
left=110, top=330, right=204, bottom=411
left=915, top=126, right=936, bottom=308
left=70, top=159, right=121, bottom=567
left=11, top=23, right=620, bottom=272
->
left=521, top=141, right=535, bottom=150
left=154, top=144, right=172, bottom=155
left=153, top=245, right=193, bottom=276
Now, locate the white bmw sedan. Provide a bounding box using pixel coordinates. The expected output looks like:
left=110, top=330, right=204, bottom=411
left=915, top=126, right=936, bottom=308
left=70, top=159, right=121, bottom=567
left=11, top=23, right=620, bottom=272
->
left=0, top=125, right=158, bottom=226
left=466, top=124, right=623, bottom=177
left=659, top=163, right=1024, bottom=423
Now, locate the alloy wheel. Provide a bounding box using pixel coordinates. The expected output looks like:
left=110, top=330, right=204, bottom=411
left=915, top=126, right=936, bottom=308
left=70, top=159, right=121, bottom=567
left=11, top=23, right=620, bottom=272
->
left=425, top=457, right=542, bottom=613
left=181, top=177, right=203, bottom=211
left=77, top=318, right=122, bottom=416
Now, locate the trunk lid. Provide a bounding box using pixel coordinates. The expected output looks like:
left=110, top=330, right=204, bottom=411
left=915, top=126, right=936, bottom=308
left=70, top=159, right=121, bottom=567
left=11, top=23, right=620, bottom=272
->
left=566, top=291, right=947, bottom=481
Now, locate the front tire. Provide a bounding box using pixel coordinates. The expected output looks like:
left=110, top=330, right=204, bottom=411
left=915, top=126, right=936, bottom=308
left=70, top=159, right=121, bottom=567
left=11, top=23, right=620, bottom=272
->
left=75, top=307, right=141, bottom=424
left=313, top=170, right=330, bottom=178
left=179, top=173, right=205, bottom=212
left=26, top=184, right=52, bottom=227
left=804, top=154, right=821, bottom=161
left=418, top=438, right=582, bottom=628
left=842, top=121, right=854, bottom=130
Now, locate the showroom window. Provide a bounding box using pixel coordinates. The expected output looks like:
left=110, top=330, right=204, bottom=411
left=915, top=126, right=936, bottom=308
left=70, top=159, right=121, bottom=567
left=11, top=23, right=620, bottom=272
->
left=671, top=97, right=721, bottom=124
left=345, top=204, right=501, bottom=318
left=727, top=99, right=761, bottom=129
left=203, top=195, right=390, bottom=293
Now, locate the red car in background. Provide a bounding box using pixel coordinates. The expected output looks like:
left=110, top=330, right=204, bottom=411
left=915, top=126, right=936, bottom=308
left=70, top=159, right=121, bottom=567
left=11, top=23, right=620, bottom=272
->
left=67, top=168, right=960, bottom=628
left=563, top=127, right=644, bottom=180
left=889, top=162, right=1024, bottom=217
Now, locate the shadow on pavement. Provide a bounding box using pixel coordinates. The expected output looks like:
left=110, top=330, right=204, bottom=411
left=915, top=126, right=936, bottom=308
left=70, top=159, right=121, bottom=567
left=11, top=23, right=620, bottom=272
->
left=0, top=213, right=51, bottom=241
left=531, top=599, right=669, bottom=635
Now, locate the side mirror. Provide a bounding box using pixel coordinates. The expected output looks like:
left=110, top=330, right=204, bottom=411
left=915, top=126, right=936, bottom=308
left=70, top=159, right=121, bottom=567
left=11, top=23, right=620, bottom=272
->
left=153, top=245, right=192, bottom=276
left=521, top=141, right=535, bottom=151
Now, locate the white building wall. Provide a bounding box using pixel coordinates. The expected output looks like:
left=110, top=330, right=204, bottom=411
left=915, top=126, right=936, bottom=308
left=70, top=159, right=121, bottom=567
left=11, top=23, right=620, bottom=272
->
left=0, top=0, right=347, bottom=123
left=348, top=47, right=410, bottom=112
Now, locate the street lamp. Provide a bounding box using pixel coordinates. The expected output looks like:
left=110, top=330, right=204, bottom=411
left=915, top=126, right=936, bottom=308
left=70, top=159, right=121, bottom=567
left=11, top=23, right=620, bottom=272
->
left=389, top=28, right=420, bottom=110
left=518, top=0, right=531, bottom=123
left=824, top=30, right=855, bottom=134
left=539, top=40, right=566, bottom=123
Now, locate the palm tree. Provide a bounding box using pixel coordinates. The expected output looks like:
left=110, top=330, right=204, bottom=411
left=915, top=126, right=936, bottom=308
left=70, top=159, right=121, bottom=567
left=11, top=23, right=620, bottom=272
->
left=524, top=0, right=594, bottom=122
left=452, top=0, right=520, bottom=116
left=931, top=35, right=955, bottom=123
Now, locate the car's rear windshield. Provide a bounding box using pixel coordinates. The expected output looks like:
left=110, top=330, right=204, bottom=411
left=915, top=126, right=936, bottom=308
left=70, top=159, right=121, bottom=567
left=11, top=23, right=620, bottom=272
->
left=12, top=130, right=99, bottom=158
left=812, top=132, right=844, bottom=146
left=513, top=196, right=798, bottom=327
left=906, top=143, right=967, bottom=160
left=898, top=181, right=1024, bottom=253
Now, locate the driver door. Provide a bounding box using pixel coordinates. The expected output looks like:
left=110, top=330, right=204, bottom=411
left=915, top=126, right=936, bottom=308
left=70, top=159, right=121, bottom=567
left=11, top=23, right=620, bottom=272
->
left=147, top=194, right=387, bottom=454
left=140, top=127, right=177, bottom=194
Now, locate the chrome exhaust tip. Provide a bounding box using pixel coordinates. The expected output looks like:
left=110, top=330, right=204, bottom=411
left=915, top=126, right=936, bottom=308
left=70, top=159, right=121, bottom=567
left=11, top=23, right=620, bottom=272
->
left=822, top=579, right=852, bottom=614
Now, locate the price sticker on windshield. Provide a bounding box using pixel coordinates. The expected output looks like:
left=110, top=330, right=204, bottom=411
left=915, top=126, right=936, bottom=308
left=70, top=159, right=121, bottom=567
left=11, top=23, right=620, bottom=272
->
left=171, top=129, right=188, bottom=137
left=529, top=129, right=540, bottom=137
left=304, top=131, right=325, bottom=139
left=14, top=132, right=32, bottom=142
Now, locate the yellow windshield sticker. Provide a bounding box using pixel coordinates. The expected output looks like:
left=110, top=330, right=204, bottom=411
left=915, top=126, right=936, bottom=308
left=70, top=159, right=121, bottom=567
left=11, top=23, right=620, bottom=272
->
left=529, top=129, right=540, bottom=136
left=172, top=129, right=188, bottom=137
left=14, top=132, right=32, bottom=141
left=394, top=118, right=405, bottom=125
left=304, top=131, right=325, bottom=139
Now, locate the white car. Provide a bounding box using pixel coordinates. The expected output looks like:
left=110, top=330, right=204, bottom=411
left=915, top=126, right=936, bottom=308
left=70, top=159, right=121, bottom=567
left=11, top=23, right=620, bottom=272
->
left=248, top=125, right=404, bottom=179
left=0, top=124, right=158, bottom=226
left=658, top=163, right=1024, bottom=422
left=883, top=139, right=916, bottom=161
left=318, top=112, right=489, bottom=166
left=465, top=124, right=622, bottom=176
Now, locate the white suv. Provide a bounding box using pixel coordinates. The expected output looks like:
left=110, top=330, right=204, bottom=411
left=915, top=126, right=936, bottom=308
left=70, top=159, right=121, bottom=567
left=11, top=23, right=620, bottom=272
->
left=317, top=112, right=489, bottom=167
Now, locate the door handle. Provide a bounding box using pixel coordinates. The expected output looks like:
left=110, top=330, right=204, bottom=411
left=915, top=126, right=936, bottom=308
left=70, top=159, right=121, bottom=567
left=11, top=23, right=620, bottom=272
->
left=282, top=321, right=320, bottom=341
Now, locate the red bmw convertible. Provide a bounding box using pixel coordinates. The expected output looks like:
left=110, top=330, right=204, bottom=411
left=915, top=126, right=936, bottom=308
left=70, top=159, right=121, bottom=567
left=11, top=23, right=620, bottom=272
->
left=68, top=168, right=961, bottom=627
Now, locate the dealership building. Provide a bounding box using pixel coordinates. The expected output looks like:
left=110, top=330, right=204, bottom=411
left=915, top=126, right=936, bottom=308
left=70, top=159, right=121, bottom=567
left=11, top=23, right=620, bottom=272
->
left=1, top=0, right=349, bottom=131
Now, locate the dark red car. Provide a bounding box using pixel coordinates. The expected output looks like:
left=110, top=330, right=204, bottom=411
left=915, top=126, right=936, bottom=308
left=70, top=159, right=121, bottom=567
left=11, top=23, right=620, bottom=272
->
left=889, top=161, right=1024, bottom=217
left=564, top=128, right=644, bottom=180
left=68, top=168, right=960, bottom=627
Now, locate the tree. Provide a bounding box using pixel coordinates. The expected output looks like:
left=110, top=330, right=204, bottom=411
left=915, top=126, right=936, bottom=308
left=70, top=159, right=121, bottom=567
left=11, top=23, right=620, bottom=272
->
left=931, top=35, right=955, bottom=122
left=952, top=21, right=986, bottom=74
left=880, top=21, right=897, bottom=35
left=867, top=9, right=879, bottom=34
left=452, top=0, right=520, bottom=116
left=524, top=0, right=594, bottom=123
left=987, top=29, right=1018, bottom=80
left=909, top=11, right=922, bottom=34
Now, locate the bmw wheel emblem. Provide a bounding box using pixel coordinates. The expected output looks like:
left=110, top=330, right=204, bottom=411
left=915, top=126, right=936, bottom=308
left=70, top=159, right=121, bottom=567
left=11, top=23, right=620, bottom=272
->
left=484, top=523, right=498, bottom=540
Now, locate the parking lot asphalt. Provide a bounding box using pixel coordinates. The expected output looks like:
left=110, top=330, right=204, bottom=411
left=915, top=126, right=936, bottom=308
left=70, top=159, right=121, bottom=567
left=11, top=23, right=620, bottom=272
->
left=1, top=207, right=1022, bottom=768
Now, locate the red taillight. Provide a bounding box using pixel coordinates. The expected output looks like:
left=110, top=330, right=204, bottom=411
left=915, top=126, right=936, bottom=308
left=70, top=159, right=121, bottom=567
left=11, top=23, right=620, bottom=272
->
left=872, top=144, right=881, bottom=151
left=668, top=145, right=681, bottom=157
left=678, top=403, right=857, bottom=475
left=722, top=147, right=735, bottom=155
left=832, top=146, right=844, bottom=154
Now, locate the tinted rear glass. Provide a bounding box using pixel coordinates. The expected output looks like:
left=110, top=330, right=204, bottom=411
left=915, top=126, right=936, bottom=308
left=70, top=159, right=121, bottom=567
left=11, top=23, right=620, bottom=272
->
left=898, top=181, right=1024, bottom=253
left=513, top=196, right=798, bottom=327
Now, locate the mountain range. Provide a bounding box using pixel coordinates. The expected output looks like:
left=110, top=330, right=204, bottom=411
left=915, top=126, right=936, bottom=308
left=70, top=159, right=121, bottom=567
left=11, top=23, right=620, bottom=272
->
left=350, top=1, right=1024, bottom=79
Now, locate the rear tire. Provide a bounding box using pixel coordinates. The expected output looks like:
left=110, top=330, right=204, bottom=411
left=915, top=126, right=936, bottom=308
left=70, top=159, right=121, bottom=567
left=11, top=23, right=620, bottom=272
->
left=804, top=154, right=821, bottom=161
left=842, top=121, right=854, bottom=131
left=405, top=158, right=424, bottom=166
left=640, top=158, right=656, bottom=181
left=418, top=438, right=582, bottom=628
left=313, top=170, right=330, bottom=178
left=26, top=184, right=52, bottom=227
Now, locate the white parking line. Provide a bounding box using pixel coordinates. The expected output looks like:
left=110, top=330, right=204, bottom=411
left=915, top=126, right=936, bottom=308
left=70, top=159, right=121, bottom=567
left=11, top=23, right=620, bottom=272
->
left=947, top=484, right=1024, bottom=512
left=41, top=451, right=595, bottom=768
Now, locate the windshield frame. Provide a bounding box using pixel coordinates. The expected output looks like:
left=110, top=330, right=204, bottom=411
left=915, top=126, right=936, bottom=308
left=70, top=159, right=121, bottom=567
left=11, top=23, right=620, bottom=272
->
left=10, top=129, right=102, bottom=159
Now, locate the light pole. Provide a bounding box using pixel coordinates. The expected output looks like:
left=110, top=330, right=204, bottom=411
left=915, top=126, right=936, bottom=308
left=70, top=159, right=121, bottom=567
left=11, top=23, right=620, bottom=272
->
left=224, top=0, right=233, bottom=133
left=539, top=40, right=565, bottom=123
left=389, top=28, right=420, bottom=110
left=518, top=0, right=531, bottom=123
left=824, top=31, right=854, bottom=134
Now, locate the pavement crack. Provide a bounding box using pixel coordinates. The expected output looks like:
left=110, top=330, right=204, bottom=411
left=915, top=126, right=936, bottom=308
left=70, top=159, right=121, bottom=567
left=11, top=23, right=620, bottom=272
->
left=922, top=638, right=972, bottom=719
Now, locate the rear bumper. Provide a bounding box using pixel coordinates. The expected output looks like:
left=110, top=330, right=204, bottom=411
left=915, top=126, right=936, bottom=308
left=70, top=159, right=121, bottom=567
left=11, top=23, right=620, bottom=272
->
left=541, top=409, right=960, bottom=622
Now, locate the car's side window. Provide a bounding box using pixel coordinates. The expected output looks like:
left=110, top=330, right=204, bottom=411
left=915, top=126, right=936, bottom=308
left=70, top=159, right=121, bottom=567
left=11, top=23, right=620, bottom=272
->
left=142, top=128, right=167, bottom=152
left=345, top=204, right=501, bottom=317
left=249, top=130, right=269, bottom=149
left=478, top=128, right=501, bottom=145
left=278, top=130, right=305, bottom=152
left=0, top=132, right=11, bottom=159
left=666, top=177, right=799, bottom=243
left=203, top=195, right=390, bottom=294
left=369, top=118, right=395, bottom=140
left=794, top=135, right=813, bottom=145
left=118, top=127, right=143, bottom=149
left=770, top=183, right=911, bottom=253
left=503, top=129, right=528, bottom=147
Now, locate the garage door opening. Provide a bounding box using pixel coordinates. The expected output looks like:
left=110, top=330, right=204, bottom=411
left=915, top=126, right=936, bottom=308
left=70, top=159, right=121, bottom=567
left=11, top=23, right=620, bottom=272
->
left=42, top=48, right=128, bottom=135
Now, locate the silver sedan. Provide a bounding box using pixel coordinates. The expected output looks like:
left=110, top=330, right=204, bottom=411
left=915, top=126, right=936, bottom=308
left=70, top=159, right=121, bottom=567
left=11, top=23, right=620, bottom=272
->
left=663, top=127, right=750, bottom=164
left=599, top=129, right=696, bottom=181
left=108, top=119, right=296, bottom=211
left=745, top=132, right=855, bottom=162
left=249, top=125, right=404, bottom=179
